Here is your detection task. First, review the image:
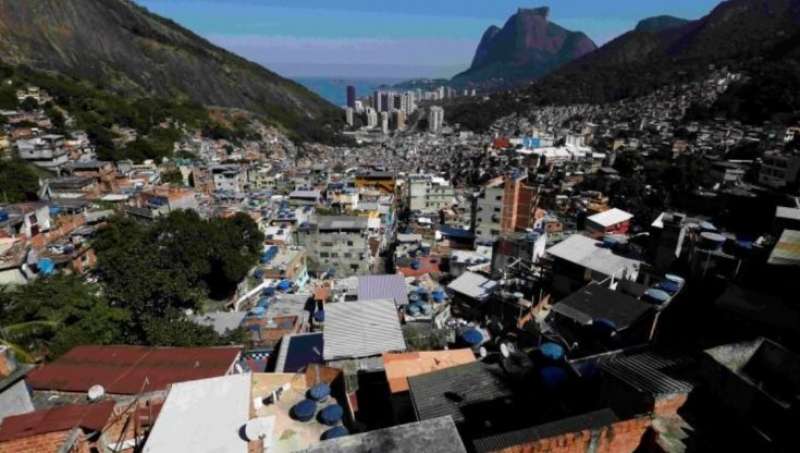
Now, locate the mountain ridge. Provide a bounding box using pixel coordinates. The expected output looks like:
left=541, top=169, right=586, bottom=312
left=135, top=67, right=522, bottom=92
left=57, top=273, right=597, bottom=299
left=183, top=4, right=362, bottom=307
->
left=452, top=6, right=596, bottom=88
left=0, top=0, right=343, bottom=140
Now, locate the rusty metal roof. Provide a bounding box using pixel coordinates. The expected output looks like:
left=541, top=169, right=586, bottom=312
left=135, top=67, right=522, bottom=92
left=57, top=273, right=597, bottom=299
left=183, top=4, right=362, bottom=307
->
left=0, top=401, right=115, bottom=442
left=26, top=345, right=241, bottom=395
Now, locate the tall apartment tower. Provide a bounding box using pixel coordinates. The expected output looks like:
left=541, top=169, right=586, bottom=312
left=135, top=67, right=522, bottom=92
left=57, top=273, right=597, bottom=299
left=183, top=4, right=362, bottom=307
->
left=346, top=85, right=356, bottom=109
left=428, top=106, right=445, bottom=133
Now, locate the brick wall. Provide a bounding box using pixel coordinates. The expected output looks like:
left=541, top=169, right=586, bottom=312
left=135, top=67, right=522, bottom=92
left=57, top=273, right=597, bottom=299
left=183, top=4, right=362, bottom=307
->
left=491, top=416, right=651, bottom=453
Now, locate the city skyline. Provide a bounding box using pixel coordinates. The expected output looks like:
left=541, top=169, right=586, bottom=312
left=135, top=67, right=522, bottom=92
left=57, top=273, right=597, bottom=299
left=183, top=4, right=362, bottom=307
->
left=137, top=0, right=721, bottom=78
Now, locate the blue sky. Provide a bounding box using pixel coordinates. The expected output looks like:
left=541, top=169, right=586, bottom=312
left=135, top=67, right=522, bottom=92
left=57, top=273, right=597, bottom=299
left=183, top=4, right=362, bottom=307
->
left=137, top=0, right=723, bottom=78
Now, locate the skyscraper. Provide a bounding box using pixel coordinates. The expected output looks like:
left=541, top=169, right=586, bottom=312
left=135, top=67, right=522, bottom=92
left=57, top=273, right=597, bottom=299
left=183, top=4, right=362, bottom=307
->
left=428, top=106, right=444, bottom=133
left=346, top=85, right=356, bottom=109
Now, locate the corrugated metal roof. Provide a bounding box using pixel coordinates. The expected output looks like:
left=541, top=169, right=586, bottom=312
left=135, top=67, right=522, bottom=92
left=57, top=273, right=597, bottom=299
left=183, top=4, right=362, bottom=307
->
left=323, top=299, right=406, bottom=361
left=299, top=416, right=467, bottom=453
left=587, top=208, right=633, bottom=227
left=407, top=362, right=512, bottom=424
left=768, top=229, right=800, bottom=266
left=447, top=272, right=497, bottom=301
left=0, top=401, right=115, bottom=442
left=599, top=352, right=694, bottom=396
left=26, top=345, right=241, bottom=395
left=546, top=234, right=641, bottom=278
left=552, top=283, right=652, bottom=330
left=358, top=274, right=409, bottom=307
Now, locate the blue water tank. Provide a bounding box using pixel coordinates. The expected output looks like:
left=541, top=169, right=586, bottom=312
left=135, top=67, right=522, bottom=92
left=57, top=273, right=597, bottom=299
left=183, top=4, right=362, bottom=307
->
left=321, top=426, right=349, bottom=440
left=0, top=210, right=8, bottom=222
left=539, top=342, right=565, bottom=362
left=308, top=383, right=331, bottom=401
left=431, top=289, right=445, bottom=303
left=410, top=259, right=421, bottom=270
left=253, top=269, right=264, bottom=280
left=406, top=304, right=422, bottom=316
left=644, top=288, right=671, bottom=305
left=656, top=280, right=681, bottom=295
left=291, top=399, right=316, bottom=422
left=319, top=404, right=344, bottom=426
left=461, top=329, right=483, bottom=346
left=249, top=306, right=266, bottom=317
left=408, top=292, right=420, bottom=304
left=593, top=318, right=617, bottom=337
left=38, top=258, right=55, bottom=276
left=257, top=297, right=271, bottom=308
left=314, top=310, right=325, bottom=323
left=277, top=280, right=292, bottom=291
left=540, top=366, right=568, bottom=390
left=262, top=287, right=276, bottom=297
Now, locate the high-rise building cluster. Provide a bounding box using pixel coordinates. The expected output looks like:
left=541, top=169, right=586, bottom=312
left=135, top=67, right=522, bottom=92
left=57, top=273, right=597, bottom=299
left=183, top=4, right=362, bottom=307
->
left=343, top=84, right=472, bottom=134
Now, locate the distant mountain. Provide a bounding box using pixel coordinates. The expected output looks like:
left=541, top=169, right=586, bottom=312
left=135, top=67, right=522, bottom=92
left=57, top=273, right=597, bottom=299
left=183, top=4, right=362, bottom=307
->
left=451, top=7, right=596, bottom=87
left=0, top=0, right=342, bottom=139
left=448, top=0, right=800, bottom=130
left=634, top=15, right=690, bottom=33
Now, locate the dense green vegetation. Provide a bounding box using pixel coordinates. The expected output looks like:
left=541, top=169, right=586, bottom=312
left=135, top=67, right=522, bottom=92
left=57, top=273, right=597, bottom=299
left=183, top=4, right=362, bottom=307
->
left=0, top=159, right=41, bottom=203
left=1, top=210, right=262, bottom=362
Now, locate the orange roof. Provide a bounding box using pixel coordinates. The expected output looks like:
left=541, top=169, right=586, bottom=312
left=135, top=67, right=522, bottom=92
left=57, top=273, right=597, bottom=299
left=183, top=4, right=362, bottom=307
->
left=383, top=349, right=476, bottom=393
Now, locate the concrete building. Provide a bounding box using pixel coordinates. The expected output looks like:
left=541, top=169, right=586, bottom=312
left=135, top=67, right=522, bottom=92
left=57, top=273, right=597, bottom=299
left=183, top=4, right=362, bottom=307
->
left=345, top=107, right=354, bottom=127
left=474, top=171, right=535, bottom=242
left=407, top=174, right=455, bottom=213
left=759, top=150, right=800, bottom=189
left=211, top=165, right=245, bottom=193
left=296, top=216, right=371, bottom=277
left=586, top=208, right=634, bottom=238
left=365, top=107, right=378, bottom=129
left=15, top=135, right=68, bottom=170
left=428, top=106, right=444, bottom=133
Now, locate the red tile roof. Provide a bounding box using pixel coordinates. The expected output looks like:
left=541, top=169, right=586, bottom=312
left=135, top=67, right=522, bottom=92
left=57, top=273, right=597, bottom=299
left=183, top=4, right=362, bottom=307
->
left=26, top=345, right=241, bottom=395
left=0, top=401, right=114, bottom=442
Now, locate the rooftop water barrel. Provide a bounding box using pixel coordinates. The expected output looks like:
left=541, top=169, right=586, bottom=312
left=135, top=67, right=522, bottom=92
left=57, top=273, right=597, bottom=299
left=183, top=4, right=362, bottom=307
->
left=277, top=279, right=292, bottom=291
left=593, top=318, right=617, bottom=337
left=408, top=292, right=420, bottom=304
left=249, top=306, right=266, bottom=317
left=319, top=404, right=344, bottom=426
left=262, top=287, right=276, bottom=297
left=257, top=297, right=271, bottom=308
left=410, top=259, right=422, bottom=270
left=253, top=269, right=264, bottom=280
left=291, top=399, right=316, bottom=422
left=643, top=288, right=671, bottom=305
left=539, top=342, right=565, bottom=362
left=321, top=426, right=349, bottom=440
left=37, top=258, right=55, bottom=276
left=0, top=210, right=8, bottom=222
left=308, top=383, right=331, bottom=402
left=431, top=289, right=445, bottom=303
left=461, top=328, right=483, bottom=346
left=656, top=279, right=681, bottom=295
left=406, top=304, right=422, bottom=316
left=699, top=221, right=717, bottom=232
left=699, top=232, right=726, bottom=251
left=664, top=274, right=685, bottom=287
left=540, top=366, right=568, bottom=390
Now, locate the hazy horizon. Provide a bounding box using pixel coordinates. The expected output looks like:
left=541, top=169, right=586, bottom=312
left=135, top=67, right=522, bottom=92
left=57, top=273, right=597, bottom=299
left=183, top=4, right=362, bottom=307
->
left=138, top=0, right=722, bottom=79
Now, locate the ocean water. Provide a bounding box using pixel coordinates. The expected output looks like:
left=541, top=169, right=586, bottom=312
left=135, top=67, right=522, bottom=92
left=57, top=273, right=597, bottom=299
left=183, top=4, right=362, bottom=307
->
left=294, top=77, right=405, bottom=107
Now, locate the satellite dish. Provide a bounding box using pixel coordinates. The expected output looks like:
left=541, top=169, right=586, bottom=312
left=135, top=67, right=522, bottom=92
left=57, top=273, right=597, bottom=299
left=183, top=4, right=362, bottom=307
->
left=87, top=385, right=105, bottom=402
left=500, top=343, right=510, bottom=358
left=244, top=416, right=276, bottom=443
left=478, top=347, right=488, bottom=358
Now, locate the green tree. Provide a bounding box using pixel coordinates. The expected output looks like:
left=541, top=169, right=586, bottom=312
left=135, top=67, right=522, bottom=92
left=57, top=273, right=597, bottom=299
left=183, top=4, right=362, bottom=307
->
left=0, top=275, right=129, bottom=361
left=20, top=96, right=38, bottom=112
left=161, top=168, right=183, bottom=185
left=0, top=160, right=40, bottom=203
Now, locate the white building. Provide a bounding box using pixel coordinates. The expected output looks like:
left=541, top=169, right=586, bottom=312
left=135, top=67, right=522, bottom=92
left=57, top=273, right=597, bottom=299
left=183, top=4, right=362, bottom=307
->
left=428, top=106, right=444, bottom=133
left=759, top=151, right=800, bottom=189
left=474, top=178, right=505, bottom=242
left=407, top=174, right=455, bottom=213
left=211, top=165, right=245, bottom=193
left=365, top=107, right=378, bottom=129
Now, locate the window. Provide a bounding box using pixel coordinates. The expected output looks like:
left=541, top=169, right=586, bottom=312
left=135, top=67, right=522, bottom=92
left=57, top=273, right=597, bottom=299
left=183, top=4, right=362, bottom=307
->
left=319, top=252, right=329, bottom=258
left=347, top=241, right=354, bottom=246
left=495, top=195, right=502, bottom=201
left=350, top=264, right=360, bottom=271
left=494, top=207, right=501, bottom=213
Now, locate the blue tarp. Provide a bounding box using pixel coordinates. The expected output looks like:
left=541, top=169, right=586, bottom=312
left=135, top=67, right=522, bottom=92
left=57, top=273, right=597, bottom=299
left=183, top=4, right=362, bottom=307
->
left=38, top=258, right=55, bottom=275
